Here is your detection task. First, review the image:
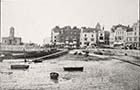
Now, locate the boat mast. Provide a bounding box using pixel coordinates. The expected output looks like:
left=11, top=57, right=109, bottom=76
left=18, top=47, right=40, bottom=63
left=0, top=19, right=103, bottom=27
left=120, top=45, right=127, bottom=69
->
left=0, top=0, right=1, bottom=48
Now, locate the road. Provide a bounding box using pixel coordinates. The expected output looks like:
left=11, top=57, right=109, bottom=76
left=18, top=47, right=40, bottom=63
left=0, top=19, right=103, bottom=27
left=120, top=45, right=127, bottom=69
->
left=0, top=53, right=140, bottom=90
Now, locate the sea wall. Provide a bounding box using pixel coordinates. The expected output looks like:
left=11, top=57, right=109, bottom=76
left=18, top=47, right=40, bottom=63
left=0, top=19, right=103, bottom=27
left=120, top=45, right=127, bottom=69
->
left=0, top=45, right=43, bottom=52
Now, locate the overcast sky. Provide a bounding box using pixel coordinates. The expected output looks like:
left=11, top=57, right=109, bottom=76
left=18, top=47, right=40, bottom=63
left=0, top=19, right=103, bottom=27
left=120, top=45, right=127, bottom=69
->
left=1, top=0, right=139, bottom=45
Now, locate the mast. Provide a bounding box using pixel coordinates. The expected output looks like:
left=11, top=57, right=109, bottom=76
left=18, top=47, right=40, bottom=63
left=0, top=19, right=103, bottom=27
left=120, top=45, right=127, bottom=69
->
left=0, top=0, right=1, bottom=50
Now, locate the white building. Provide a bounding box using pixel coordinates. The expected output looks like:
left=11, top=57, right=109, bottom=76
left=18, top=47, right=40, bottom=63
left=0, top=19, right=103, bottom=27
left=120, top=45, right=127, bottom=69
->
left=80, top=27, right=97, bottom=48
left=51, top=26, right=61, bottom=45
left=126, top=20, right=140, bottom=48
left=109, top=30, right=115, bottom=46
left=110, top=24, right=128, bottom=46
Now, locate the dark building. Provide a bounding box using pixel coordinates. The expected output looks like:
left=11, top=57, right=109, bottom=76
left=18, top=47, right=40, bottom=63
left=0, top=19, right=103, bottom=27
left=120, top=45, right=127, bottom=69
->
left=51, top=26, right=81, bottom=48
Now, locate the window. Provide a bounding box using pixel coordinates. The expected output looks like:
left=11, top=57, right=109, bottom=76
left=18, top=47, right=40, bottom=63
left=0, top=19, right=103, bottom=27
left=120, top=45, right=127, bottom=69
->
left=15, top=40, right=17, bottom=43
left=100, top=37, right=103, bottom=40
left=84, top=34, right=87, bottom=37
left=91, top=34, right=94, bottom=37
left=91, top=38, right=94, bottom=41
left=135, top=32, right=137, bottom=35
left=54, top=40, right=56, bottom=42
left=84, top=42, right=87, bottom=45
left=126, top=37, right=128, bottom=41
left=84, top=38, right=87, bottom=41
left=54, top=36, right=56, bottom=38
left=134, top=37, right=137, bottom=41
left=129, top=37, right=132, bottom=41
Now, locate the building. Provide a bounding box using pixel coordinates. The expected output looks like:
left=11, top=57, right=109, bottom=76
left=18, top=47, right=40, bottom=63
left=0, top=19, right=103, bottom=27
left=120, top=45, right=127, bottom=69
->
left=80, top=23, right=106, bottom=48
left=51, top=23, right=107, bottom=48
left=51, top=26, right=61, bottom=45
left=80, top=27, right=97, bottom=48
left=2, top=27, right=22, bottom=45
left=110, top=24, right=128, bottom=46
left=62, top=26, right=81, bottom=48
left=95, top=23, right=104, bottom=45
left=104, top=31, right=110, bottom=45
left=109, top=28, right=115, bottom=46
left=126, top=20, right=140, bottom=49
left=51, top=26, right=81, bottom=48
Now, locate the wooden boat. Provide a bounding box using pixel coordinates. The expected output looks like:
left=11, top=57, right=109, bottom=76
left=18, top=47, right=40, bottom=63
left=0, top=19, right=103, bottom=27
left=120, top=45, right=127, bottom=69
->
left=33, top=59, right=43, bottom=63
left=11, top=65, right=29, bottom=69
left=50, top=72, right=59, bottom=80
left=63, top=67, right=84, bottom=71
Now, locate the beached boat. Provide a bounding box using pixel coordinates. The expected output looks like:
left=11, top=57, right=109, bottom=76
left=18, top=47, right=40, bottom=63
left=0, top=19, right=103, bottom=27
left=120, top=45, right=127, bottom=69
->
left=11, top=65, right=29, bottom=69
left=63, top=67, right=84, bottom=71
left=32, top=59, right=43, bottom=63
left=50, top=72, right=59, bottom=80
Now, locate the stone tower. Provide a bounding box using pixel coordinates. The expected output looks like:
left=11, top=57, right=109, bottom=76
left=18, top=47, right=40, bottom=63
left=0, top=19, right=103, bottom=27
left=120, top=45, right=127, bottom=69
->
left=9, top=27, right=15, bottom=38
left=95, top=22, right=101, bottom=30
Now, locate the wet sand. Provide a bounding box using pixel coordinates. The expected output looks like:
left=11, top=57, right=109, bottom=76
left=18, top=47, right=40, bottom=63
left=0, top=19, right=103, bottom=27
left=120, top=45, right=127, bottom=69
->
left=0, top=54, right=140, bottom=90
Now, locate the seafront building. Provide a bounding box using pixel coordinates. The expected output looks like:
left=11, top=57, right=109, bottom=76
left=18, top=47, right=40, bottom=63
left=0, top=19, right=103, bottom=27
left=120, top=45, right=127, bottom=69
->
left=51, top=23, right=109, bottom=48
left=126, top=20, right=140, bottom=48
left=110, top=20, right=140, bottom=49
left=2, top=27, right=22, bottom=45
left=51, top=26, right=81, bottom=48
left=80, top=27, right=97, bottom=48
left=110, top=24, right=128, bottom=46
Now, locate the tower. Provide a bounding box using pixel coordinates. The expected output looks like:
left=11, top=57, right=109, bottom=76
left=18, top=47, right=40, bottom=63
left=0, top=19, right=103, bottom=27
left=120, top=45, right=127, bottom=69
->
left=95, top=22, right=101, bottom=30
left=9, top=27, right=15, bottom=38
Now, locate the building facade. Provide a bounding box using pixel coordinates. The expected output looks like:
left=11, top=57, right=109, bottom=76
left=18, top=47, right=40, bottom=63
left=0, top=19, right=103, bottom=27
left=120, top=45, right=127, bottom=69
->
left=96, top=23, right=105, bottom=45
left=109, top=29, right=115, bottom=46
left=104, top=31, right=110, bottom=45
left=110, top=24, right=128, bottom=46
left=51, top=26, right=81, bottom=48
left=51, top=26, right=62, bottom=45
left=110, top=20, right=140, bottom=49
left=126, top=20, right=140, bottom=48
left=80, top=27, right=96, bottom=48
left=2, top=27, right=22, bottom=45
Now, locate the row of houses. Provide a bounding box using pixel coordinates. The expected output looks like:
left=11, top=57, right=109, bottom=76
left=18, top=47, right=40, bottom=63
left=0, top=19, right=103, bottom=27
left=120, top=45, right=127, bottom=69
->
left=110, top=20, right=139, bottom=49
left=51, top=21, right=139, bottom=49
left=51, top=23, right=110, bottom=48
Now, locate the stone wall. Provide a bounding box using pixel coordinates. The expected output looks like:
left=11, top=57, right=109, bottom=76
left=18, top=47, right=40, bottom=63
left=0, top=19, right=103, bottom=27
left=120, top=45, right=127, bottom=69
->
left=0, top=45, right=43, bottom=52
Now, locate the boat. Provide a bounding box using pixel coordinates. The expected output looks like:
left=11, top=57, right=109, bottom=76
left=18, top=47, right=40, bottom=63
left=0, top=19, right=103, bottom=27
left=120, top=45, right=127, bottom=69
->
left=11, top=65, right=29, bottom=69
left=32, top=59, right=43, bottom=63
left=63, top=66, right=84, bottom=71
left=50, top=72, right=59, bottom=80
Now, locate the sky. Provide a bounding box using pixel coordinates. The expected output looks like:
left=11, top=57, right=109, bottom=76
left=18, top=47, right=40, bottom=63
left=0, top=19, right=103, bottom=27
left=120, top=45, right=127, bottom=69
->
left=1, top=0, right=139, bottom=45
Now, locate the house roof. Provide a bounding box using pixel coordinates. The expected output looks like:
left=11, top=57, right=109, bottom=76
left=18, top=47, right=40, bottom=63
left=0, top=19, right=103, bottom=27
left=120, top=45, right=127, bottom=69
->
left=112, top=24, right=128, bottom=30
left=126, top=28, right=133, bottom=32
left=52, top=28, right=61, bottom=32
left=83, top=28, right=97, bottom=33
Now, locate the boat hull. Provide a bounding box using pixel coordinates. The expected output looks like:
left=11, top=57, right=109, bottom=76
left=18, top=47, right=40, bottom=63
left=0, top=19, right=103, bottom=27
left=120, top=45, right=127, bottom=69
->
left=11, top=65, right=29, bottom=69
left=63, top=67, right=84, bottom=71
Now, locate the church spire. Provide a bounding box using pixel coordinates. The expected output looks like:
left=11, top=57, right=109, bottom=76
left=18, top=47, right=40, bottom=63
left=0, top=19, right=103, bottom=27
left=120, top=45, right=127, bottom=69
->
left=95, top=22, right=101, bottom=30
